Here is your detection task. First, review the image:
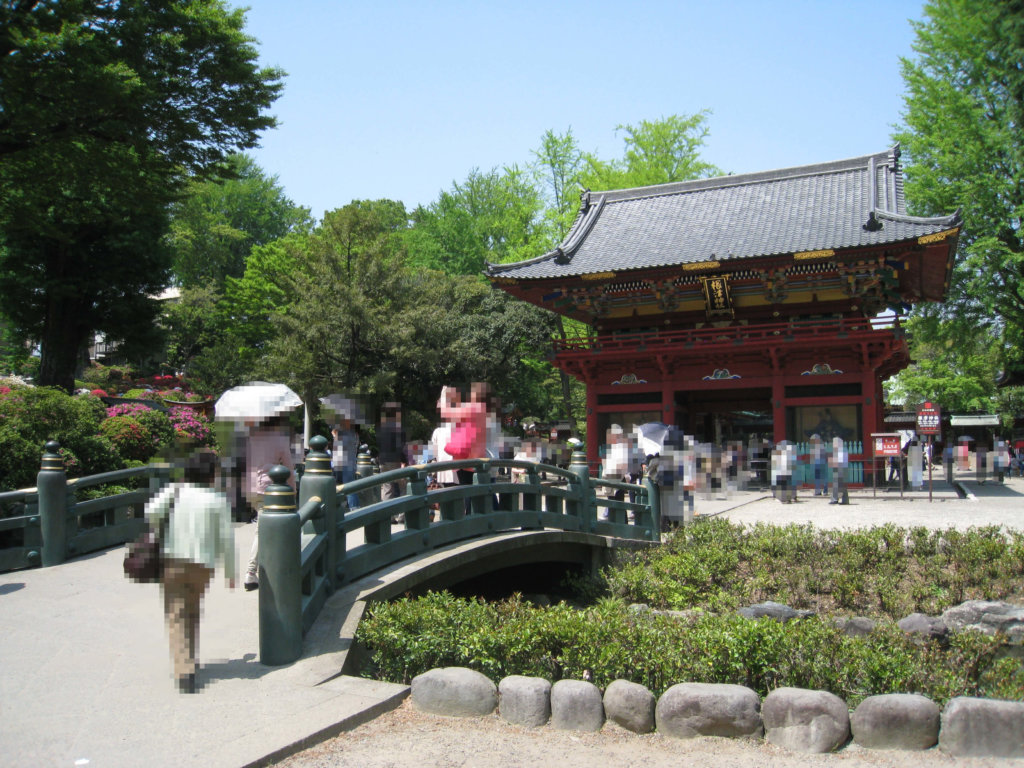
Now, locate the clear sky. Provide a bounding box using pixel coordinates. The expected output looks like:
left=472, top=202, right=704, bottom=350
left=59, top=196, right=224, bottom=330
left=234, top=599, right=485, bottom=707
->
left=233, top=0, right=927, bottom=221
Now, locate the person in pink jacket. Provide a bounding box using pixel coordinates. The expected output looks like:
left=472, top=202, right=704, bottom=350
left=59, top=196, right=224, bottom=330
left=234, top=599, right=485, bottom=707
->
left=439, top=383, right=494, bottom=506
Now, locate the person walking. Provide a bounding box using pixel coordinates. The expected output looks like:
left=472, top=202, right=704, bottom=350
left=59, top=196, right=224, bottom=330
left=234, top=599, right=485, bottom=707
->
left=144, top=450, right=236, bottom=693
left=242, top=414, right=296, bottom=591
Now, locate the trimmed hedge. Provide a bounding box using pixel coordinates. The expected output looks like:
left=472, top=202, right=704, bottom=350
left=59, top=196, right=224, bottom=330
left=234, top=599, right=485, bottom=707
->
left=356, top=592, right=1024, bottom=706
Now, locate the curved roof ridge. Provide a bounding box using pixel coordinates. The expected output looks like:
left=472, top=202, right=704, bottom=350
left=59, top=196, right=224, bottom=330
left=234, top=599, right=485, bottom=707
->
left=591, top=149, right=892, bottom=204
left=874, top=207, right=963, bottom=227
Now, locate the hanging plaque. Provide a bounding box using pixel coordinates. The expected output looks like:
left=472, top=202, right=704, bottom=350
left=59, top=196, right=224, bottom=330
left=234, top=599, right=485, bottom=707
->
left=700, top=276, right=734, bottom=319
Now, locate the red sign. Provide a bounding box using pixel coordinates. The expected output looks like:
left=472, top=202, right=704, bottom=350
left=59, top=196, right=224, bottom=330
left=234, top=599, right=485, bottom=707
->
left=917, top=402, right=941, bottom=435
left=873, top=435, right=902, bottom=456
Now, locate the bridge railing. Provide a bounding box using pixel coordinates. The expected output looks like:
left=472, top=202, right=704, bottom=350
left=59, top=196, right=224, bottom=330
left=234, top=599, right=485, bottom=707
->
left=0, top=441, right=172, bottom=572
left=258, top=435, right=660, bottom=665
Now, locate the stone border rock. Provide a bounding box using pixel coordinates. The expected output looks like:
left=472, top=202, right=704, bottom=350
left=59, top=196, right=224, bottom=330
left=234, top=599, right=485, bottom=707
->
left=409, top=667, right=1024, bottom=759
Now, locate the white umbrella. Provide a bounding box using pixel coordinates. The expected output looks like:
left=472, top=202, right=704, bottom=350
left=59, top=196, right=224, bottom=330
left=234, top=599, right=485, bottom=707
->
left=319, top=394, right=366, bottom=424
left=634, top=422, right=669, bottom=457
left=215, top=381, right=302, bottom=422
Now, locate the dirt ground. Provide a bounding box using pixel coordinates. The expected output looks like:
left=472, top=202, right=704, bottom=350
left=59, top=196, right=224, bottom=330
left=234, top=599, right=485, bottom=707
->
left=277, top=698, right=1024, bottom=768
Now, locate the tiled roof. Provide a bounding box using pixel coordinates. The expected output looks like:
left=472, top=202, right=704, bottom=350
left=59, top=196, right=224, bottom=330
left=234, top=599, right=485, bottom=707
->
left=488, top=147, right=961, bottom=280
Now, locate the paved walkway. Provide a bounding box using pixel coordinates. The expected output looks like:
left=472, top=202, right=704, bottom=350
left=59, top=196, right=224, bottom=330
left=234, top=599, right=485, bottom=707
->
left=1, top=470, right=1022, bottom=768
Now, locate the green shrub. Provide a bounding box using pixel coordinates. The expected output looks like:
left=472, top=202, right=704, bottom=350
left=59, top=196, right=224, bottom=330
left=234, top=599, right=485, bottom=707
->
left=0, top=388, right=121, bottom=490
left=603, top=519, right=1024, bottom=619
left=97, top=415, right=161, bottom=462
left=356, top=591, right=1024, bottom=705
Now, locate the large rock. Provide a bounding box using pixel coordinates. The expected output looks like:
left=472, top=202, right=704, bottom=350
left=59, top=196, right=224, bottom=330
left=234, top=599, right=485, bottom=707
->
left=762, top=687, right=849, bottom=753
left=737, top=601, right=814, bottom=622
left=410, top=667, right=497, bottom=717
left=603, top=679, right=655, bottom=733
left=550, top=679, right=605, bottom=732
left=498, top=675, right=551, bottom=727
left=850, top=693, right=939, bottom=751
left=939, top=697, right=1024, bottom=758
left=833, top=616, right=876, bottom=637
left=897, top=612, right=948, bottom=643
left=655, top=682, right=763, bottom=740
left=942, top=600, right=1024, bottom=644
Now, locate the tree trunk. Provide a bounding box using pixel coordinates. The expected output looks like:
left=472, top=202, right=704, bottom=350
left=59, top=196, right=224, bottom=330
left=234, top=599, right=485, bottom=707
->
left=37, top=294, right=89, bottom=393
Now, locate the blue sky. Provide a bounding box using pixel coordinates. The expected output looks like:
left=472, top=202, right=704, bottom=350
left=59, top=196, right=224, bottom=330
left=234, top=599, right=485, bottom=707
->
left=235, top=0, right=927, bottom=221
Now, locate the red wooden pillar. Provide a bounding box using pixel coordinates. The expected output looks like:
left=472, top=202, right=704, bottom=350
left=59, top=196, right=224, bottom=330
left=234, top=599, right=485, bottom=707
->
left=586, top=386, right=599, bottom=471
left=772, top=374, right=786, bottom=444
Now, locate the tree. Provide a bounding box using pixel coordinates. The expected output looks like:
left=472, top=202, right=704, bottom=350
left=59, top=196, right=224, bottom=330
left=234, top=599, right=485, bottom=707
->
left=406, top=166, right=544, bottom=275
left=894, top=0, right=1024, bottom=375
left=531, top=128, right=587, bottom=241
left=0, top=1, right=283, bottom=392
left=580, top=112, right=721, bottom=190
left=167, top=154, right=312, bottom=289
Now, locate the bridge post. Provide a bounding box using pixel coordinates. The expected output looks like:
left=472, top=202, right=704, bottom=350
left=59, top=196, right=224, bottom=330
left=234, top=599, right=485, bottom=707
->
left=355, top=449, right=376, bottom=508
left=569, top=450, right=597, bottom=532
left=644, top=474, right=661, bottom=540
left=259, top=465, right=302, bottom=666
left=37, top=441, right=69, bottom=567
left=299, top=435, right=337, bottom=591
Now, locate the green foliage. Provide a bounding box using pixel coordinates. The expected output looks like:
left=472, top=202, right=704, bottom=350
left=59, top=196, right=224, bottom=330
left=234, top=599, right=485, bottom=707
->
left=356, top=591, right=1024, bottom=705
left=580, top=112, right=722, bottom=190
left=97, top=415, right=161, bottom=462
left=0, top=388, right=120, bottom=490
left=894, top=0, right=1024, bottom=382
left=406, top=166, right=544, bottom=274
left=0, top=0, right=283, bottom=391
left=167, top=154, right=313, bottom=289
left=603, top=519, right=1024, bottom=619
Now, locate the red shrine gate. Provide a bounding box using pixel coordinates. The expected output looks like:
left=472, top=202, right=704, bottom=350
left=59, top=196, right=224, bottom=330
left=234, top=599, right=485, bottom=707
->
left=488, top=147, right=961, bottom=481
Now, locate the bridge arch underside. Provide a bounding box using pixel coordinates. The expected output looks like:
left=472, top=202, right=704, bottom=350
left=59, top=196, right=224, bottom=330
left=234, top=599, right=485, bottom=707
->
left=351, top=530, right=653, bottom=603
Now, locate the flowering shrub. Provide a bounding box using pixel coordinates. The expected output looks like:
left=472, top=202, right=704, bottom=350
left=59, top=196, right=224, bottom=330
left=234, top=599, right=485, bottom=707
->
left=90, top=389, right=108, bottom=397
left=98, top=415, right=161, bottom=462
left=169, top=406, right=216, bottom=447
left=105, top=402, right=153, bottom=419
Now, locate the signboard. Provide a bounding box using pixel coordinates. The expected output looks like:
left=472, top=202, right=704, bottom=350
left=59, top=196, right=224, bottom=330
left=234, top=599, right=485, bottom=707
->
left=950, top=414, right=999, bottom=427
left=872, top=433, right=902, bottom=457
left=916, top=402, right=941, bottom=435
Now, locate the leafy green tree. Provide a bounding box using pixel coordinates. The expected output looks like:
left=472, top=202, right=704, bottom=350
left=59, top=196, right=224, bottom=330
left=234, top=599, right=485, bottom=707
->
left=167, top=154, right=312, bottom=289
left=406, top=166, right=544, bottom=274
left=885, top=311, right=1000, bottom=412
left=531, top=128, right=588, bottom=241
left=0, top=1, right=283, bottom=392
left=894, top=0, right=1024, bottom=377
left=580, top=112, right=722, bottom=190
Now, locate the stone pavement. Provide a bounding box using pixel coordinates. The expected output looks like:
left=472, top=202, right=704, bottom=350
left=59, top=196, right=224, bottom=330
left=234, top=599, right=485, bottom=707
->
left=1, top=469, right=1022, bottom=768
left=0, top=522, right=407, bottom=768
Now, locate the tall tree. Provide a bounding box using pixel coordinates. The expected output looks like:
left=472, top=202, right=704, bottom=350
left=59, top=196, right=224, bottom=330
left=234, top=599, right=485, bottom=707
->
left=894, top=0, right=1024, bottom=376
left=406, top=166, right=543, bottom=275
left=0, top=1, right=283, bottom=391
left=581, top=112, right=721, bottom=190
left=167, top=154, right=312, bottom=289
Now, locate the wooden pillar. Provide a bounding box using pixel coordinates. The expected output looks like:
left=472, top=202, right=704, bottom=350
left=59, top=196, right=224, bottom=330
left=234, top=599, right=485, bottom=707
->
left=585, top=385, right=599, bottom=470
left=772, top=375, right=786, bottom=443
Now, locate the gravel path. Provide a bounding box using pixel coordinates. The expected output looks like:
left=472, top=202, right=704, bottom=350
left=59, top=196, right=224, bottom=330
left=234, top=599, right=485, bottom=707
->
left=278, top=699, right=1024, bottom=768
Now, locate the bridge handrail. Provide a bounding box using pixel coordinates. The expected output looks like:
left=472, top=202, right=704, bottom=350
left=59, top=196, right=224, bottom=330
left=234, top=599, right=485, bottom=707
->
left=257, top=439, right=660, bottom=666
left=0, top=442, right=173, bottom=572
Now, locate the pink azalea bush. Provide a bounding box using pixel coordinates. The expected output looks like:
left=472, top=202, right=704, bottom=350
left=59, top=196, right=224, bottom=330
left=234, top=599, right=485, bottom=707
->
left=168, top=406, right=215, bottom=447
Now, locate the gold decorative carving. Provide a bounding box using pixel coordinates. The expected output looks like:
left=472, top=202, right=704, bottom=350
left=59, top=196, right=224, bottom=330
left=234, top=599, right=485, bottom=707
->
left=917, top=227, right=960, bottom=245
left=682, top=261, right=720, bottom=271
left=491, top=277, right=517, bottom=285
left=582, top=271, right=616, bottom=281
left=793, top=249, right=835, bottom=260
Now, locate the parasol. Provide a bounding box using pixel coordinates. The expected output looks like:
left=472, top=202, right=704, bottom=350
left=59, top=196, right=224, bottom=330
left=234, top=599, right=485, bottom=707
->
left=634, top=422, right=669, bottom=457
left=215, top=381, right=302, bottom=422
left=320, top=394, right=366, bottom=425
